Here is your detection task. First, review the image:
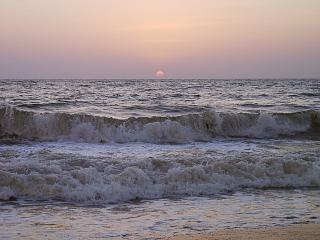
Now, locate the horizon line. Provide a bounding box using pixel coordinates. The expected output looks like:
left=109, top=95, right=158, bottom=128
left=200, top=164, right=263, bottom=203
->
left=1, top=77, right=320, bottom=80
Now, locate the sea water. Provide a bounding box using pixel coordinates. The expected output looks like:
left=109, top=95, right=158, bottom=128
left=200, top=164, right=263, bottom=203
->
left=0, top=79, right=319, bottom=239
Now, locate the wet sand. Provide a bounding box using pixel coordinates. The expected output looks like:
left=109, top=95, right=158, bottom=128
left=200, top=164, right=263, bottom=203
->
left=166, top=224, right=320, bottom=240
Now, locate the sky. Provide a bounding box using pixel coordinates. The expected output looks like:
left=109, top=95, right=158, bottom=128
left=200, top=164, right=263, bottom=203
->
left=0, top=0, right=320, bottom=79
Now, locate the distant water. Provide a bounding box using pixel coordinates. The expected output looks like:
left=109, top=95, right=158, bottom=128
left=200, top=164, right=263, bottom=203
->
left=0, top=79, right=319, bottom=239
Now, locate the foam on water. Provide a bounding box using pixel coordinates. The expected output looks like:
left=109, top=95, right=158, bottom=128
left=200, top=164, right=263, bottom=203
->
left=0, top=140, right=319, bottom=203
left=1, top=106, right=319, bottom=143
left=1, top=190, right=319, bottom=239
left=0, top=79, right=319, bottom=204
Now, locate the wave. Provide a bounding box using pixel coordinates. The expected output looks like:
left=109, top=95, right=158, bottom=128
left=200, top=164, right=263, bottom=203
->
left=0, top=150, right=319, bottom=203
left=0, top=106, right=319, bottom=143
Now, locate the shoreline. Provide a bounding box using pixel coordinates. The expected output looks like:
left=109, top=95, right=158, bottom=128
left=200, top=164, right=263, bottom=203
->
left=165, top=224, right=320, bottom=240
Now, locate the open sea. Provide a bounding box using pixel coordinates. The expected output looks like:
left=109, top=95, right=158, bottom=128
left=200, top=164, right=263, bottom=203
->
left=0, top=79, right=319, bottom=239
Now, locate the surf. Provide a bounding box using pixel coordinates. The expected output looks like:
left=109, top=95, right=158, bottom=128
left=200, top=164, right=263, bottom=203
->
left=1, top=106, right=319, bottom=143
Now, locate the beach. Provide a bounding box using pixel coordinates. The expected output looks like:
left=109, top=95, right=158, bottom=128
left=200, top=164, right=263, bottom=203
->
left=167, top=224, right=320, bottom=240
left=1, top=0, right=320, bottom=238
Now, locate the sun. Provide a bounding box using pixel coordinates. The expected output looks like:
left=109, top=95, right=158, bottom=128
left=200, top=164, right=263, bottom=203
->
left=155, top=70, right=165, bottom=77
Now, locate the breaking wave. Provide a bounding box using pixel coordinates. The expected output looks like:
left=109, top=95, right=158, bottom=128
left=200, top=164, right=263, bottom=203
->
left=0, top=150, right=319, bottom=203
left=0, top=106, right=319, bottom=143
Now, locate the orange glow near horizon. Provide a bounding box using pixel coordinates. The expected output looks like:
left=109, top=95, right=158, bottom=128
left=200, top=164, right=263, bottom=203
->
left=155, top=70, right=165, bottom=78
left=1, top=0, right=320, bottom=78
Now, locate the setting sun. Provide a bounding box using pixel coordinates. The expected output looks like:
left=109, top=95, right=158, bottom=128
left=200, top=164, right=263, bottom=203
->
left=155, top=70, right=165, bottom=77
left=0, top=1, right=319, bottom=239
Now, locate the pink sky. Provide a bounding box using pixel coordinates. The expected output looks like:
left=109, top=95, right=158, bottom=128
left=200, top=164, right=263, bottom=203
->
left=1, top=0, right=320, bottom=78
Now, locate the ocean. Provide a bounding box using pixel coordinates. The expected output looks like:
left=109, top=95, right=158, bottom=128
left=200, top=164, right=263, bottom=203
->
left=0, top=79, right=319, bottom=239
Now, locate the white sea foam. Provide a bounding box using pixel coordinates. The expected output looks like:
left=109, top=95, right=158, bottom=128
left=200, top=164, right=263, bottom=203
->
left=0, top=107, right=319, bottom=143
left=0, top=143, right=319, bottom=203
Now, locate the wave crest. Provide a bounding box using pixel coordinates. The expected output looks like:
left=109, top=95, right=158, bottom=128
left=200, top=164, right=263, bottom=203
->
left=0, top=107, right=319, bottom=143
left=0, top=154, right=319, bottom=203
